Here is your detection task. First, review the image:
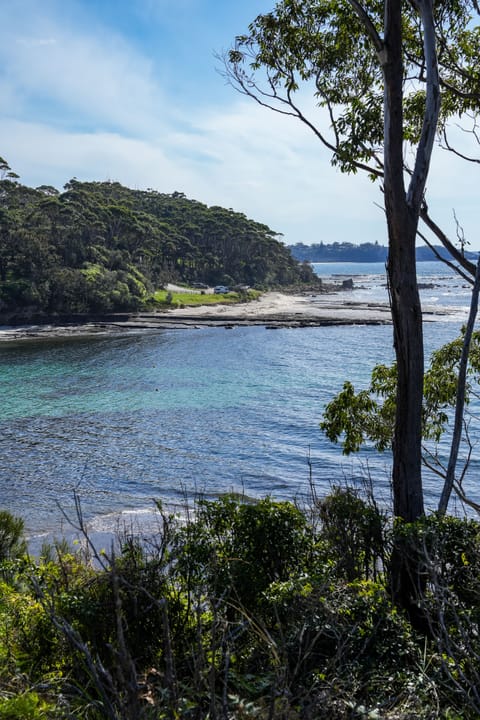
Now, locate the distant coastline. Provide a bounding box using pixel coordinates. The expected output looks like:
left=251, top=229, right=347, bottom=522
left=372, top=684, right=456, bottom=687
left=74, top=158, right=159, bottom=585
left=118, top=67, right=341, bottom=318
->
left=289, top=241, right=478, bottom=264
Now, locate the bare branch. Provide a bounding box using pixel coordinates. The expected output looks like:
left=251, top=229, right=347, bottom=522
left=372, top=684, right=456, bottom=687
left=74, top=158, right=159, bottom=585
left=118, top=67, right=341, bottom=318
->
left=416, top=228, right=473, bottom=284
left=421, top=444, right=447, bottom=478
left=406, top=0, right=441, bottom=212
left=420, top=203, right=477, bottom=280
left=453, top=480, right=480, bottom=514
left=56, top=491, right=110, bottom=571
left=221, top=51, right=384, bottom=179
left=441, top=126, right=480, bottom=164
left=455, top=419, right=474, bottom=488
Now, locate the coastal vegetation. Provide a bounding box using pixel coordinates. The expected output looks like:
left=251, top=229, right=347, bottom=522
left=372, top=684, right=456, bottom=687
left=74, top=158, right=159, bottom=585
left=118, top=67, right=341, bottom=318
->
left=2, top=493, right=480, bottom=719
left=322, top=328, right=480, bottom=512
left=0, top=165, right=316, bottom=320
left=3, top=0, right=480, bottom=716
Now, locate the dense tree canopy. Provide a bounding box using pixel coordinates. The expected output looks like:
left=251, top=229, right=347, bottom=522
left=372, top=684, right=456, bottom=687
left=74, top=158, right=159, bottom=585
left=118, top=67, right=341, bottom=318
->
left=0, top=172, right=315, bottom=317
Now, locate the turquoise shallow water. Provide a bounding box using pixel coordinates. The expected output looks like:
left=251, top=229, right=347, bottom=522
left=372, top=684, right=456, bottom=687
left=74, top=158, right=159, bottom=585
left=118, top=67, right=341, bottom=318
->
left=0, top=316, right=470, bottom=543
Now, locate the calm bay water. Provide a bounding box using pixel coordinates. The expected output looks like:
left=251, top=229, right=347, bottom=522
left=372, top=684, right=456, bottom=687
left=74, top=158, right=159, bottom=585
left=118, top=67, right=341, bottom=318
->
left=0, top=262, right=476, bottom=544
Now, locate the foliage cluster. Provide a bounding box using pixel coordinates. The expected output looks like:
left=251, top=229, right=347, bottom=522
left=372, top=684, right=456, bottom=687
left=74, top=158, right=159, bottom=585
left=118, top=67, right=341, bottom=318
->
left=0, top=169, right=316, bottom=318
left=321, top=329, right=480, bottom=500
left=1, top=493, right=480, bottom=718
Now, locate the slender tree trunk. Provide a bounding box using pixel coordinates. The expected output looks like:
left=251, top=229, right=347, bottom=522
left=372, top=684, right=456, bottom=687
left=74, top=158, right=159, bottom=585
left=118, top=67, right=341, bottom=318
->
left=387, top=211, right=429, bottom=626
left=383, top=0, right=428, bottom=625
left=381, top=0, right=440, bottom=627
left=383, top=0, right=425, bottom=525
left=387, top=215, right=425, bottom=523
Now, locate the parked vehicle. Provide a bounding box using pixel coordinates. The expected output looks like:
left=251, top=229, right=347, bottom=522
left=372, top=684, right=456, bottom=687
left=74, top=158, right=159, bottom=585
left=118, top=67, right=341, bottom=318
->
left=214, top=285, right=229, bottom=294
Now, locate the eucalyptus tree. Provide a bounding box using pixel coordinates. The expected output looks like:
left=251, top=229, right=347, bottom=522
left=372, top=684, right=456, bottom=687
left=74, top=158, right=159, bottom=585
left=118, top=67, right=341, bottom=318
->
left=322, top=326, right=480, bottom=510
left=225, top=0, right=480, bottom=526
left=0, top=157, right=19, bottom=182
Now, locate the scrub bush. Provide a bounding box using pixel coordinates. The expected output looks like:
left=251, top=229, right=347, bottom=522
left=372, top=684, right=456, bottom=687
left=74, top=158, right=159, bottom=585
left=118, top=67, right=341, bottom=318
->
left=0, top=691, right=53, bottom=720
left=2, top=495, right=480, bottom=717
left=173, top=496, right=312, bottom=612
left=315, top=486, right=388, bottom=582
left=0, top=512, right=26, bottom=563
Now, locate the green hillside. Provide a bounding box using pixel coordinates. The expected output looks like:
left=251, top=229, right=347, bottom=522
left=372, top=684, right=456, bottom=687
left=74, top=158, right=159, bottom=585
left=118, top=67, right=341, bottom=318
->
left=0, top=173, right=315, bottom=317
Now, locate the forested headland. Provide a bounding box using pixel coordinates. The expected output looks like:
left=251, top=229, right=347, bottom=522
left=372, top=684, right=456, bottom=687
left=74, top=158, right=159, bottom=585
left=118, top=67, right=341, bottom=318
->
left=0, top=171, right=316, bottom=320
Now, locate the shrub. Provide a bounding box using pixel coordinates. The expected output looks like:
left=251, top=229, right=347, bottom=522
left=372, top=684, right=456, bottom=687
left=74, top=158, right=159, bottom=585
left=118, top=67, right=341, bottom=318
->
left=4, top=498, right=480, bottom=717
left=393, top=514, right=480, bottom=607
left=174, top=496, right=311, bottom=613
left=315, top=487, right=388, bottom=582
left=0, top=512, right=26, bottom=563
left=0, top=691, right=53, bottom=719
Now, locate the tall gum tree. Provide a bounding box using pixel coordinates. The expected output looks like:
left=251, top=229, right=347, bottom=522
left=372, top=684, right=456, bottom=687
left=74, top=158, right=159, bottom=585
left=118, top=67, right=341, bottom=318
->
left=381, top=0, right=440, bottom=524
left=225, top=1, right=480, bottom=277
left=226, top=0, right=442, bottom=525
left=380, top=0, right=439, bottom=614
left=224, top=1, right=468, bottom=615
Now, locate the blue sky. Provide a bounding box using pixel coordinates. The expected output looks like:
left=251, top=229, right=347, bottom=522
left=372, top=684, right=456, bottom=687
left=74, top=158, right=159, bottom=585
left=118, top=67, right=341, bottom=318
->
left=1, top=0, right=478, bottom=248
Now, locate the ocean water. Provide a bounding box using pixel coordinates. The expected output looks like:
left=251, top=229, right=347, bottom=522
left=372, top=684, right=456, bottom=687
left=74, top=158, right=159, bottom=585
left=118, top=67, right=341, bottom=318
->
left=0, top=262, right=476, bottom=546
left=313, top=260, right=472, bottom=311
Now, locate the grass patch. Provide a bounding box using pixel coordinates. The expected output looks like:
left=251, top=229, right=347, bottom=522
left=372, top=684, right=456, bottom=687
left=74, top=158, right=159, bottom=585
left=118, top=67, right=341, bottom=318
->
left=150, top=288, right=261, bottom=308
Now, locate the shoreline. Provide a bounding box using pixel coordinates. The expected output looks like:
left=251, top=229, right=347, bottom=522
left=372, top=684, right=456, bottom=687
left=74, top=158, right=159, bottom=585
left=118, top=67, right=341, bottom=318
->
left=0, top=290, right=464, bottom=341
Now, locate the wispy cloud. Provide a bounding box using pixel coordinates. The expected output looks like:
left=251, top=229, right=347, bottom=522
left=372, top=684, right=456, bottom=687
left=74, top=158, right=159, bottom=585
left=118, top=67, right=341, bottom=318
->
left=0, top=93, right=387, bottom=244
left=0, top=2, right=172, bottom=136
left=0, top=0, right=477, bottom=247
left=16, top=36, right=57, bottom=47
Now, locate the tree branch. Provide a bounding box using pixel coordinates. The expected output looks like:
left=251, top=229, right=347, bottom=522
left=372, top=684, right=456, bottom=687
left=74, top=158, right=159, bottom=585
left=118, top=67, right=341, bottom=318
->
left=416, top=228, right=473, bottom=284
left=347, top=0, right=385, bottom=56
left=407, top=0, right=441, bottom=212
left=420, top=203, right=476, bottom=279
left=441, top=126, right=480, bottom=165
left=438, top=255, right=480, bottom=514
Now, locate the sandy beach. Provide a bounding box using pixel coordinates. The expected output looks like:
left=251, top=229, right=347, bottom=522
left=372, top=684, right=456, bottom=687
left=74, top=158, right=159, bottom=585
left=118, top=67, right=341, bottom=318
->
left=0, top=289, right=462, bottom=341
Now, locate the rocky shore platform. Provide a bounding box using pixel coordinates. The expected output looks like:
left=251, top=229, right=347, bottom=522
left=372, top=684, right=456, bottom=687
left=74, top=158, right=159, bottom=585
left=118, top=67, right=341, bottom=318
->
left=0, top=291, right=460, bottom=341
